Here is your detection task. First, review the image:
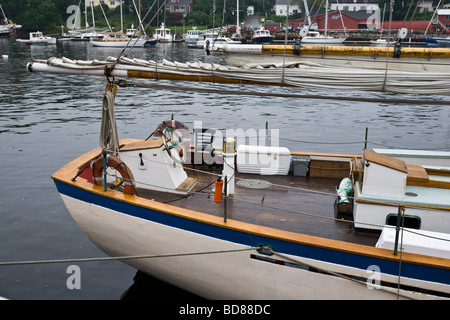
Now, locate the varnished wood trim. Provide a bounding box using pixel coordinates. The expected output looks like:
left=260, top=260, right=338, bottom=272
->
left=176, top=177, right=198, bottom=192
left=127, top=70, right=288, bottom=87
left=407, top=179, right=450, bottom=189
left=364, top=149, right=408, bottom=173
left=426, top=168, right=450, bottom=177
left=407, top=164, right=429, bottom=183
left=290, top=151, right=361, bottom=159
left=120, top=139, right=163, bottom=151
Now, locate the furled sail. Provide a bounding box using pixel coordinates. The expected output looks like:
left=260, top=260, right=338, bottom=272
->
left=27, top=56, right=450, bottom=95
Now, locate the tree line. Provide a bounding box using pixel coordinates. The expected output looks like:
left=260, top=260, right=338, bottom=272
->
left=0, top=0, right=278, bottom=34
left=0, top=0, right=436, bottom=34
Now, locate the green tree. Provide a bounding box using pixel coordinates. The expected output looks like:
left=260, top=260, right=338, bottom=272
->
left=21, top=0, right=61, bottom=32
left=2, top=0, right=62, bottom=32
left=369, top=0, right=438, bottom=21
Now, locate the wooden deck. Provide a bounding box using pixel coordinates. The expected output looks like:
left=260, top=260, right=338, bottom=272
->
left=57, top=139, right=450, bottom=272
left=134, top=166, right=380, bottom=247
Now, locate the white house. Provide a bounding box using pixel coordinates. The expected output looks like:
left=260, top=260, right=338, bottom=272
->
left=329, top=0, right=379, bottom=12
left=87, top=0, right=121, bottom=9
left=274, top=0, right=301, bottom=16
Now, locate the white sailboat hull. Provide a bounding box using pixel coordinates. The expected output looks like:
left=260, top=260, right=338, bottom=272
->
left=17, top=37, right=56, bottom=45
left=57, top=192, right=445, bottom=300
left=301, top=38, right=346, bottom=44
left=91, top=38, right=147, bottom=47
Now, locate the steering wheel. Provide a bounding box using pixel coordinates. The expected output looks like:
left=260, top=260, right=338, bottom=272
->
left=162, top=127, right=187, bottom=164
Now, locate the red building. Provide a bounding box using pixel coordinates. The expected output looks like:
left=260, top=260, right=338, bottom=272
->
left=290, top=11, right=446, bottom=32
left=290, top=11, right=374, bottom=31
left=166, top=0, right=193, bottom=13
left=264, top=20, right=282, bottom=32
left=435, top=9, right=450, bottom=33
left=381, top=20, right=431, bottom=32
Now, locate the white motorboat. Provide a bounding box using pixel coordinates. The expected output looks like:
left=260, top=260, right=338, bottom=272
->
left=197, top=33, right=241, bottom=50
left=154, top=23, right=172, bottom=43
left=251, top=27, right=273, bottom=44
left=184, top=28, right=204, bottom=45
left=16, top=31, right=56, bottom=45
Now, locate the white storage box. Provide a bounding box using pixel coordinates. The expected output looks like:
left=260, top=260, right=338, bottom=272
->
left=376, top=226, right=450, bottom=259
left=236, top=145, right=291, bottom=175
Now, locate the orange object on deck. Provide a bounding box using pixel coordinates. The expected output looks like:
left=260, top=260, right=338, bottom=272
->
left=214, top=177, right=223, bottom=203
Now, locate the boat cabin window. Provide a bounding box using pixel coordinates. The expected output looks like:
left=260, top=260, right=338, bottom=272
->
left=385, top=213, right=421, bottom=229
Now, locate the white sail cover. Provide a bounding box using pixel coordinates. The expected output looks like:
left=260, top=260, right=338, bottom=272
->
left=27, top=56, right=450, bottom=95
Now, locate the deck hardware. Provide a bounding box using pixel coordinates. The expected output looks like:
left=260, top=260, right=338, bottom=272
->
left=293, top=39, right=301, bottom=56
left=214, top=176, right=223, bottom=203
left=224, top=175, right=228, bottom=222
left=393, top=41, right=402, bottom=58
left=257, top=245, right=274, bottom=256
left=138, top=152, right=147, bottom=170
left=393, top=206, right=405, bottom=256
left=102, top=150, right=107, bottom=191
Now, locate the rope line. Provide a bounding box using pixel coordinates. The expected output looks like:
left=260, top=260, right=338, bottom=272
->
left=102, top=149, right=450, bottom=240
left=0, top=241, right=422, bottom=298
left=0, top=247, right=259, bottom=267
left=115, top=80, right=450, bottom=106
left=265, top=246, right=415, bottom=299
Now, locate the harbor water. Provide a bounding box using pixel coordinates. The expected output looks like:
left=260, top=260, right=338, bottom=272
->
left=0, top=39, right=449, bottom=300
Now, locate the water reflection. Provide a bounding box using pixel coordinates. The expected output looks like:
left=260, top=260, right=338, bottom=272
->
left=0, top=38, right=450, bottom=299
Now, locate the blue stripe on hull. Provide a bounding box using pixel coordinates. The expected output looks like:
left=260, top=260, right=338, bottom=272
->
left=54, top=180, right=450, bottom=286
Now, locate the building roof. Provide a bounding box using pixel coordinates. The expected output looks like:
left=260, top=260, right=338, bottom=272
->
left=291, top=11, right=370, bottom=23
left=166, top=0, right=192, bottom=7
left=265, top=20, right=280, bottom=25
left=381, top=20, right=431, bottom=30
left=343, top=11, right=373, bottom=20
left=244, top=15, right=260, bottom=28
left=329, top=0, right=379, bottom=3
left=275, top=0, right=300, bottom=5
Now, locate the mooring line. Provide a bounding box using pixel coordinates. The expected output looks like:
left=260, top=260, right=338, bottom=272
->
left=115, top=80, right=450, bottom=106
left=0, top=247, right=259, bottom=267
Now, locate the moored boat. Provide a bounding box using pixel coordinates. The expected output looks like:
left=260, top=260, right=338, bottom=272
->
left=0, top=4, right=21, bottom=38
left=251, top=27, right=273, bottom=44
left=424, top=37, right=450, bottom=47
left=16, top=31, right=56, bottom=45
left=153, top=23, right=172, bottom=43
left=24, top=56, right=450, bottom=298
left=184, top=27, right=204, bottom=45
left=300, top=31, right=346, bottom=44
left=47, top=92, right=450, bottom=299
left=214, top=43, right=450, bottom=73
left=90, top=32, right=147, bottom=48
left=196, top=31, right=242, bottom=50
